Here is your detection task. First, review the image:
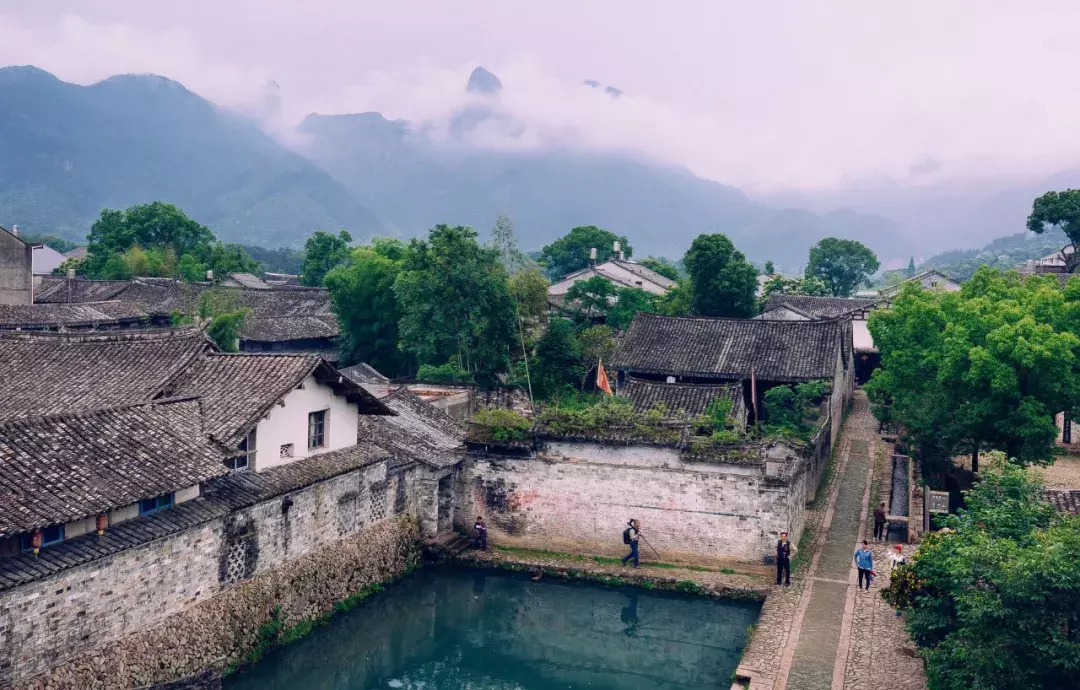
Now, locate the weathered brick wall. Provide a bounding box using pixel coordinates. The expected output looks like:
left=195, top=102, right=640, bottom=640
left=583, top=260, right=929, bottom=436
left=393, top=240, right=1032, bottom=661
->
left=0, top=462, right=423, bottom=689
left=455, top=442, right=807, bottom=564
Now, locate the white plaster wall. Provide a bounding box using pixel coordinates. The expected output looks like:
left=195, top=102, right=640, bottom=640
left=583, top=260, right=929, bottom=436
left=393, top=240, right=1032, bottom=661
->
left=254, top=375, right=359, bottom=471
left=545, top=441, right=761, bottom=476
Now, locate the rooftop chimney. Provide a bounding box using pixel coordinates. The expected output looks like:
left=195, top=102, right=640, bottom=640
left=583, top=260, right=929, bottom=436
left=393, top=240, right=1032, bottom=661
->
left=67, top=268, right=75, bottom=280
left=11, top=224, right=18, bottom=238
left=589, top=247, right=597, bottom=262
left=206, top=269, right=214, bottom=282
left=613, top=240, right=621, bottom=254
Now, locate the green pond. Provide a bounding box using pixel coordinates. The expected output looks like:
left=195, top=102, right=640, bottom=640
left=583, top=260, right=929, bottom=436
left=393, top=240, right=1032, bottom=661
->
left=225, top=567, right=761, bottom=690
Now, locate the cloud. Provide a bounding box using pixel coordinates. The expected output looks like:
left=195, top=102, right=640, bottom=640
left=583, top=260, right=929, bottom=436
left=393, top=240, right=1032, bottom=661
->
left=4, top=2, right=1080, bottom=192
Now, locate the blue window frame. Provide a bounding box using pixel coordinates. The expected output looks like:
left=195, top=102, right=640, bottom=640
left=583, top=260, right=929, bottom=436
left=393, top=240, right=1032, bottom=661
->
left=138, top=493, right=175, bottom=515
left=21, top=524, right=64, bottom=552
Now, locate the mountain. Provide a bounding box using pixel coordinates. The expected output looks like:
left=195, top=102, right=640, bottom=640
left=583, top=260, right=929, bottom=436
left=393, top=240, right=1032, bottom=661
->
left=921, top=227, right=1070, bottom=282
left=0, top=66, right=383, bottom=245
left=297, top=68, right=911, bottom=266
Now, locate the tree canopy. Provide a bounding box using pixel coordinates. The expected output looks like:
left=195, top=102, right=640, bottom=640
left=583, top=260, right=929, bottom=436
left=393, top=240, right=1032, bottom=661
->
left=640, top=256, right=680, bottom=281
left=394, top=225, right=516, bottom=387
left=325, top=244, right=408, bottom=377
left=540, top=225, right=632, bottom=278
left=883, top=458, right=1080, bottom=690
left=1027, top=189, right=1080, bottom=272
left=301, top=230, right=353, bottom=286
left=683, top=233, right=758, bottom=318
left=531, top=318, right=583, bottom=399
left=866, top=268, right=1080, bottom=473
left=760, top=274, right=829, bottom=301
left=804, top=237, right=880, bottom=297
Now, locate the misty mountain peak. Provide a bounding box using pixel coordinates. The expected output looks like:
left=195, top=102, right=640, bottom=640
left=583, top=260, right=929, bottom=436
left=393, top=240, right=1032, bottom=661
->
left=466, top=66, right=502, bottom=94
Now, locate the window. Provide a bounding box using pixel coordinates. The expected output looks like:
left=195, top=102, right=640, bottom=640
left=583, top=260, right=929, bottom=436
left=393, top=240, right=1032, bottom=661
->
left=308, top=410, right=327, bottom=449
left=1065, top=413, right=1073, bottom=445
left=138, top=493, right=175, bottom=515
left=21, top=524, right=64, bottom=552
left=229, top=429, right=257, bottom=471
left=280, top=443, right=294, bottom=459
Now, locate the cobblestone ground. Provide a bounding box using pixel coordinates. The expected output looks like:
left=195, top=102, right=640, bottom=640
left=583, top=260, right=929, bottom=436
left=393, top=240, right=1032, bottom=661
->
left=739, top=392, right=928, bottom=690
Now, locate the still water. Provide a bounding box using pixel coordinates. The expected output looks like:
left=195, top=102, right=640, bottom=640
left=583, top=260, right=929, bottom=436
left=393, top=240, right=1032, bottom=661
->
left=226, top=567, right=761, bottom=690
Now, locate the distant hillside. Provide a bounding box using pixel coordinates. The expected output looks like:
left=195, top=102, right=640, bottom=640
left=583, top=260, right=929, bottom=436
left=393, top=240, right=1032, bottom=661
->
left=922, top=227, right=1069, bottom=281
left=0, top=66, right=383, bottom=245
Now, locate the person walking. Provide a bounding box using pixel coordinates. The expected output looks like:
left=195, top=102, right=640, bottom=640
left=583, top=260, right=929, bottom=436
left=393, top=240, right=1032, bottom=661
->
left=854, top=540, right=874, bottom=590
left=873, top=502, right=887, bottom=541
left=621, top=519, right=641, bottom=568
left=474, top=516, right=487, bottom=551
left=775, top=531, right=796, bottom=586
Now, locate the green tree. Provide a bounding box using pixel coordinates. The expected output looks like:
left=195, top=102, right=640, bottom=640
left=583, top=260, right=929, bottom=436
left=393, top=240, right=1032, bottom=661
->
left=906, top=256, right=916, bottom=277
left=394, top=225, right=516, bottom=386
left=763, top=260, right=775, bottom=275
left=804, top=237, right=880, bottom=297
left=866, top=268, right=1080, bottom=472
left=194, top=290, right=249, bottom=352
left=1027, top=189, right=1080, bottom=272
left=640, top=256, right=680, bottom=281
left=760, top=274, right=829, bottom=301
left=532, top=318, right=583, bottom=399
left=655, top=281, right=694, bottom=316
left=575, top=324, right=617, bottom=373
left=99, top=253, right=132, bottom=280
left=565, top=275, right=618, bottom=321
left=607, top=287, right=660, bottom=331
left=301, top=230, right=353, bottom=286
left=490, top=213, right=529, bottom=275
left=325, top=246, right=407, bottom=377
left=509, top=267, right=551, bottom=340
left=539, top=226, right=632, bottom=278
left=683, top=233, right=758, bottom=317
left=883, top=458, right=1080, bottom=690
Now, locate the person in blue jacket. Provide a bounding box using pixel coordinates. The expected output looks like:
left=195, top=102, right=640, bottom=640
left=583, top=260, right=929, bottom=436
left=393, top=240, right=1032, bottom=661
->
left=853, top=540, right=874, bottom=590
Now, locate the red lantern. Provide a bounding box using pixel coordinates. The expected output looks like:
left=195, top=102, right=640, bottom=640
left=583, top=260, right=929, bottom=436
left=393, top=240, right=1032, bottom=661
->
left=30, top=529, right=42, bottom=556
left=96, top=514, right=107, bottom=535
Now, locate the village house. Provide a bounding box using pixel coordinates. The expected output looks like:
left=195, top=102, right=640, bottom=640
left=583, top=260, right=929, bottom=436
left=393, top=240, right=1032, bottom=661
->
left=876, top=269, right=960, bottom=301
left=619, top=376, right=748, bottom=426
left=0, top=326, right=470, bottom=688
left=0, top=225, right=33, bottom=305
left=547, top=251, right=675, bottom=315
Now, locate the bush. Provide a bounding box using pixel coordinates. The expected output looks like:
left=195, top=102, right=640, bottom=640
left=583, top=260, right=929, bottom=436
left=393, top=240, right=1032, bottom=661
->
left=416, top=363, right=475, bottom=384
left=537, top=397, right=681, bottom=443
left=472, top=408, right=532, bottom=442
left=762, top=380, right=830, bottom=439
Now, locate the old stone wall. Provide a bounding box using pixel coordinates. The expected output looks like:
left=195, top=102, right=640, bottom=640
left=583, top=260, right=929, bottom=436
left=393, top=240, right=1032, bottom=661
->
left=0, top=461, right=423, bottom=689
left=456, top=442, right=808, bottom=565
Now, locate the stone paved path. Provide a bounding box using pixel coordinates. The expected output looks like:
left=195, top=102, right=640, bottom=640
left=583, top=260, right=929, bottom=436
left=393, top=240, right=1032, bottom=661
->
left=738, top=391, right=927, bottom=690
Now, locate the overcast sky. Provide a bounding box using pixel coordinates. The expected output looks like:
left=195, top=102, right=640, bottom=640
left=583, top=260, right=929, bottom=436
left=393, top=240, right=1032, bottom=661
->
left=2, top=1, right=1078, bottom=191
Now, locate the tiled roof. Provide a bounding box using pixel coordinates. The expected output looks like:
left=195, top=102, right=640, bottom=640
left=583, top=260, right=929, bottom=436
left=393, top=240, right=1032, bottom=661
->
left=359, top=388, right=465, bottom=468
left=0, top=398, right=228, bottom=537
left=339, top=362, right=390, bottom=385
left=612, top=261, right=676, bottom=289
left=611, top=313, right=844, bottom=383
left=1046, top=488, right=1080, bottom=515
left=225, top=273, right=272, bottom=289
left=240, top=315, right=339, bottom=342
left=620, top=377, right=744, bottom=418
left=762, top=295, right=875, bottom=320
left=34, top=278, right=130, bottom=303
left=0, top=441, right=391, bottom=593
left=0, top=328, right=211, bottom=421
left=0, top=301, right=149, bottom=329
left=166, top=353, right=391, bottom=448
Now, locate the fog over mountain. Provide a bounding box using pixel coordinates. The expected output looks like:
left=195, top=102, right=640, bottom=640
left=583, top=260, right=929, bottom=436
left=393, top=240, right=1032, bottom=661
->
left=2, top=2, right=1079, bottom=263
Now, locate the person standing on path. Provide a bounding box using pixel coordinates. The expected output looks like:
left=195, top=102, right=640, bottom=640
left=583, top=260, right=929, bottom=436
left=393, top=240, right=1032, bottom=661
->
left=621, top=519, right=641, bottom=568
left=854, top=540, right=874, bottom=590
left=888, top=544, right=906, bottom=572
left=873, top=502, right=887, bottom=541
left=474, top=516, right=487, bottom=551
left=776, top=531, right=796, bottom=586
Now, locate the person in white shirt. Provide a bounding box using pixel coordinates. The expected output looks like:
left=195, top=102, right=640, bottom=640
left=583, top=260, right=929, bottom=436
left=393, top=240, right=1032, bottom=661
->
left=889, top=544, right=906, bottom=572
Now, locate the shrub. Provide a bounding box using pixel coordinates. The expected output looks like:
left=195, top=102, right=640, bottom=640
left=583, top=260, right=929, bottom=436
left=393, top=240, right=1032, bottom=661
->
left=472, top=408, right=532, bottom=442
left=416, top=362, right=475, bottom=384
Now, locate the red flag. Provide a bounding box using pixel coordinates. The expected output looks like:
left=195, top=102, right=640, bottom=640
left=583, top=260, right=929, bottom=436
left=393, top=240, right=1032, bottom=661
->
left=596, top=359, right=613, bottom=395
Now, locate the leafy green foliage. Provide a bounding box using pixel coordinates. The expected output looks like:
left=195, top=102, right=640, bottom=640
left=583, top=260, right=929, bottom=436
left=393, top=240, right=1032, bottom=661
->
left=540, top=226, right=633, bottom=278
left=884, top=459, right=1080, bottom=690
left=575, top=324, right=617, bottom=370
left=509, top=267, right=550, bottom=340
left=763, top=260, right=775, bottom=275
left=240, top=245, right=305, bottom=274
left=416, top=363, right=474, bottom=384
left=472, top=408, right=532, bottom=442
left=22, top=233, right=79, bottom=253
left=804, top=237, right=880, bottom=297
left=865, top=268, right=1080, bottom=470
left=394, top=225, right=516, bottom=387
left=301, top=230, right=353, bottom=286
left=683, top=233, right=758, bottom=317
left=606, top=287, right=660, bottom=331
left=490, top=213, right=530, bottom=275
left=531, top=318, right=583, bottom=398
left=760, top=274, right=829, bottom=301
left=762, top=381, right=829, bottom=438
left=565, top=275, right=617, bottom=320
left=325, top=245, right=407, bottom=377
left=80, top=202, right=257, bottom=281
left=536, top=396, right=681, bottom=443
left=195, top=290, right=249, bottom=352
left=923, top=227, right=1069, bottom=283
left=1027, top=189, right=1080, bottom=271
left=640, top=256, right=680, bottom=280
